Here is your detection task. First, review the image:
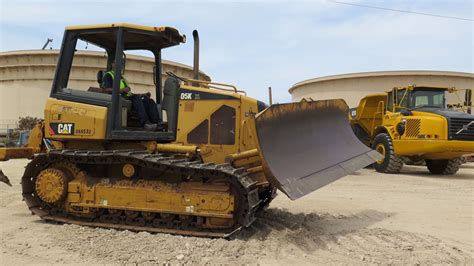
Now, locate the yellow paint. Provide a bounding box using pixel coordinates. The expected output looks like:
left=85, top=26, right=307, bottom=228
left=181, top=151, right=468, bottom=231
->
left=0, top=121, right=44, bottom=161
left=122, top=164, right=135, bottom=178
left=156, top=143, right=197, bottom=154
left=0, top=147, right=34, bottom=161
left=35, top=168, right=66, bottom=204
left=65, top=23, right=176, bottom=33
left=66, top=179, right=235, bottom=219
left=175, top=84, right=261, bottom=164
left=26, top=121, right=44, bottom=152
left=351, top=86, right=474, bottom=160
left=44, top=98, right=108, bottom=140
left=393, top=140, right=474, bottom=159
left=375, top=143, right=386, bottom=164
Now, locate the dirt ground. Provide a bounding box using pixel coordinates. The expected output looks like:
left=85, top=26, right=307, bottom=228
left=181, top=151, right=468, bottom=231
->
left=0, top=159, right=472, bottom=265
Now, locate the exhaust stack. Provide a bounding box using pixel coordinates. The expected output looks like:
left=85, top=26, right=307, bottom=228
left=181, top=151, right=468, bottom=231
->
left=193, top=30, right=200, bottom=81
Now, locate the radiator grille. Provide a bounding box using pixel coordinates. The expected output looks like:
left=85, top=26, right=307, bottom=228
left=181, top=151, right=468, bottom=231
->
left=449, top=118, right=474, bottom=141
left=405, top=119, right=421, bottom=138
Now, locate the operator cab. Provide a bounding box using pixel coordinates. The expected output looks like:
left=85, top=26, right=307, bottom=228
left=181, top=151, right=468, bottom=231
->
left=50, top=23, right=186, bottom=141
left=387, top=86, right=447, bottom=112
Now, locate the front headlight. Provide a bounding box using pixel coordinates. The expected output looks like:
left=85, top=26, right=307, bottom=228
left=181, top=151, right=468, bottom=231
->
left=397, top=119, right=406, bottom=135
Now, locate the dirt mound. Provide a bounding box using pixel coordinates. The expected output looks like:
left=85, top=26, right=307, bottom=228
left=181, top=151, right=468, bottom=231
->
left=37, top=208, right=470, bottom=265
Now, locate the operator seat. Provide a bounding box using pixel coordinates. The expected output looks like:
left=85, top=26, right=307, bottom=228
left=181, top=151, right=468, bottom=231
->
left=162, top=77, right=180, bottom=133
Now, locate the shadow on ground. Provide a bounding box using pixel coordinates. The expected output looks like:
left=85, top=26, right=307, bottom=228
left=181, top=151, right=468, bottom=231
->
left=399, top=165, right=474, bottom=180
left=234, top=208, right=392, bottom=252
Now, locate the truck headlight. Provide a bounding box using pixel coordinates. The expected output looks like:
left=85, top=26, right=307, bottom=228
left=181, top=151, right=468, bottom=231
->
left=397, top=121, right=405, bottom=135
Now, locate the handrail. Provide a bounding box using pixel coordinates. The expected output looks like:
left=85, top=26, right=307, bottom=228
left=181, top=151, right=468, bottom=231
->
left=371, top=100, right=385, bottom=135
left=184, top=78, right=247, bottom=95
left=207, top=85, right=247, bottom=95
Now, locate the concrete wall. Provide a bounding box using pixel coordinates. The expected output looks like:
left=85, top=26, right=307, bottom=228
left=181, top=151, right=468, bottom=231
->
left=0, top=50, right=210, bottom=122
left=289, top=71, right=474, bottom=108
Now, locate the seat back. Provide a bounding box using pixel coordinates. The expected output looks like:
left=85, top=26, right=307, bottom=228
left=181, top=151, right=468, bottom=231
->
left=60, top=88, right=132, bottom=110
left=162, top=77, right=180, bottom=134
left=97, top=70, right=105, bottom=87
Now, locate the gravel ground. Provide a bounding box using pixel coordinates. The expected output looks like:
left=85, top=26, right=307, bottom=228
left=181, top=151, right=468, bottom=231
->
left=0, top=159, right=472, bottom=264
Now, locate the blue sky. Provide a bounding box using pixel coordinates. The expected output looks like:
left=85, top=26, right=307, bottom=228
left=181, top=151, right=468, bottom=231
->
left=1, top=0, right=472, bottom=103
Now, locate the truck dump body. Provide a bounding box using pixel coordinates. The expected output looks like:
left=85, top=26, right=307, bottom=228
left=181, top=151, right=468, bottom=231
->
left=255, top=99, right=382, bottom=200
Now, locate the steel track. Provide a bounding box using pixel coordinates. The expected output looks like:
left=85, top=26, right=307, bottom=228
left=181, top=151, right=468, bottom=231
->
left=22, top=149, right=268, bottom=238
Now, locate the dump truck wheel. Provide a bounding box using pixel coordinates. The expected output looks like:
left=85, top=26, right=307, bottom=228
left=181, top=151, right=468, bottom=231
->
left=425, top=158, right=462, bottom=175
left=372, top=133, right=403, bottom=173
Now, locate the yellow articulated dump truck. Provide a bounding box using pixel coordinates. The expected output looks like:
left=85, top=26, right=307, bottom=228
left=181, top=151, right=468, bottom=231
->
left=351, top=85, right=474, bottom=175
left=0, top=23, right=380, bottom=237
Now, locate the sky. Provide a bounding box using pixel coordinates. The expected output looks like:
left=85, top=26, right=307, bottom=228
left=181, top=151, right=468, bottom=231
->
left=1, top=0, right=473, bottom=103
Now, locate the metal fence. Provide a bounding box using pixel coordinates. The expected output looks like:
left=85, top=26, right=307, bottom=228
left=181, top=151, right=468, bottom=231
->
left=0, top=120, right=19, bottom=146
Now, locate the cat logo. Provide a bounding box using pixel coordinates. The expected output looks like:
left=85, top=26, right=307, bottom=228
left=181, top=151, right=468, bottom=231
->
left=49, top=123, right=75, bottom=135
left=180, top=93, right=192, bottom=100
left=58, top=124, right=73, bottom=134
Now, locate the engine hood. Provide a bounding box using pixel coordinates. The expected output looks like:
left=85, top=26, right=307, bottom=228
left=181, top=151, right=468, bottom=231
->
left=414, top=108, right=474, bottom=141
left=414, top=108, right=474, bottom=119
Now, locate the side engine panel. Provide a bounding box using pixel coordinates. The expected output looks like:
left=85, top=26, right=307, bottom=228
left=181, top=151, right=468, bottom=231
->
left=44, top=98, right=108, bottom=140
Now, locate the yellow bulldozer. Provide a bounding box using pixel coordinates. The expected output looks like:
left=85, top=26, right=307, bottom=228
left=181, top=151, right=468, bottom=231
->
left=350, top=85, right=474, bottom=175
left=0, top=23, right=379, bottom=237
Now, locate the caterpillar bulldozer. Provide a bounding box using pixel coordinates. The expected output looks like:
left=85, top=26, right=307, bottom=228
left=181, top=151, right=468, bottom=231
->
left=350, top=85, right=474, bottom=175
left=0, top=23, right=380, bottom=237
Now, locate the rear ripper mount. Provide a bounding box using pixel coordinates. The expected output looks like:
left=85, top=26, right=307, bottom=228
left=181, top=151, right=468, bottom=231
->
left=22, top=149, right=271, bottom=237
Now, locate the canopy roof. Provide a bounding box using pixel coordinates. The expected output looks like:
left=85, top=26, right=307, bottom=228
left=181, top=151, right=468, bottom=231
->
left=66, top=23, right=186, bottom=50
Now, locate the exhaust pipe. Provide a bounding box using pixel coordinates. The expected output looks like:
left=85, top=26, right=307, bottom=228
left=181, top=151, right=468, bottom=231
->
left=193, top=30, right=200, bottom=81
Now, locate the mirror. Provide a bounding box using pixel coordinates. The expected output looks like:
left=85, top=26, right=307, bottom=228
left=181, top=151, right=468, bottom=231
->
left=465, top=89, right=472, bottom=106
left=392, top=87, right=398, bottom=111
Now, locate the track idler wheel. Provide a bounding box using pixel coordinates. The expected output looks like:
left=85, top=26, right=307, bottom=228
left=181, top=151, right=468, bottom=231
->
left=35, top=168, right=68, bottom=204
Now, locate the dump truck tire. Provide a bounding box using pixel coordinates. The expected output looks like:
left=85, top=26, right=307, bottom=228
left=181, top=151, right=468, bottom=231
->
left=425, top=158, right=462, bottom=175
left=372, top=133, right=403, bottom=173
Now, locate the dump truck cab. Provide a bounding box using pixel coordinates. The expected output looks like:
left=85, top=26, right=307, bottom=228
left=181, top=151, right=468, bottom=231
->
left=351, top=85, right=474, bottom=174
left=388, top=86, right=446, bottom=111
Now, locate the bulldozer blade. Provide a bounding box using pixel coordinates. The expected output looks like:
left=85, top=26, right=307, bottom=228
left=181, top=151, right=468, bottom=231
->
left=0, top=169, right=12, bottom=187
left=255, top=99, right=382, bottom=200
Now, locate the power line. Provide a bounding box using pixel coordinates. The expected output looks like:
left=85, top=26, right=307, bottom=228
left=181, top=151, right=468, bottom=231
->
left=327, top=0, right=473, bottom=22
